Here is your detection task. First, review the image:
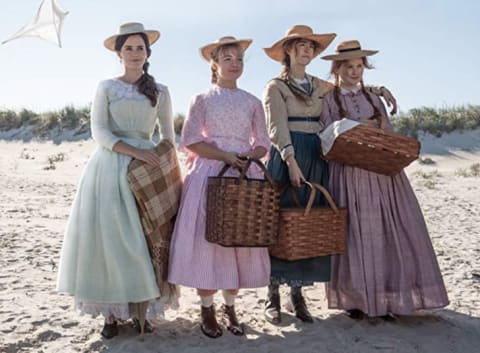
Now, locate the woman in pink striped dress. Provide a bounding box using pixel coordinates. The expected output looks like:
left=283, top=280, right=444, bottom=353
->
left=168, top=36, right=271, bottom=338
left=320, top=40, right=449, bottom=320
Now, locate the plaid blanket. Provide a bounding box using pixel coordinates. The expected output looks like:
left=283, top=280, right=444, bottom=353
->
left=127, top=139, right=182, bottom=306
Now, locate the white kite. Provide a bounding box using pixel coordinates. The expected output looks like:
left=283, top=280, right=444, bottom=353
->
left=2, top=0, right=69, bottom=47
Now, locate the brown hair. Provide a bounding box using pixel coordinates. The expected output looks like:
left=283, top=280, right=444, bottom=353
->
left=115, top=32, right=159, bottom=107
left=330, top=57, right=381, bottom=119
left=278, top=39, right=320, bottom=102
left=209, top=43, right=243, bottom=84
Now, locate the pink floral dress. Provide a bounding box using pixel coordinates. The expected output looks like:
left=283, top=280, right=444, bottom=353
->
left=168, top=86, right=271, bottom=290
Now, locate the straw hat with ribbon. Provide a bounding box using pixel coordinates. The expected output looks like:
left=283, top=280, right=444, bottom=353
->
left=264, top=25, right=336, bottom=62
left=200, top=36, right=252, bottom=62
left=321, top=40, right=378, bottom=61
left=104, top=22, right=160, bottom=51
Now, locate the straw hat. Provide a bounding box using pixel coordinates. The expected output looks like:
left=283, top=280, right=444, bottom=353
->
left=103, top=22, right=160, bottom=51
left=263, top=25, right=336, bottom=62
left=321, top=40, right=378, bottom=61
left=200, top=36, right=252, bottom=62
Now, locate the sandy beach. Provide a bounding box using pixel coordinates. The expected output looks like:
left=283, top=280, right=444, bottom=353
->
left=0, top=131, right=479, bottom=353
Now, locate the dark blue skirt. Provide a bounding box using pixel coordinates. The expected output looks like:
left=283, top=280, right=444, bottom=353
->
left=267, top=131, right=331, bottom=286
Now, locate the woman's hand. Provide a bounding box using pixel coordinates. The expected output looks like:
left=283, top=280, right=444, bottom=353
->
left=359, top=117, right=379, bottom=127
left=380, top=87, right=397, bottom=115
left=133, top=148, right=162, bottom=167
left=223, top=151, right=248, bottom=170
left=286, top=157, right=305, bottom=187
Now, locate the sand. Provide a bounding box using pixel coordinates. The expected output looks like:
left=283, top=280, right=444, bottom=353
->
left=0, top=130, right=479, bottom=353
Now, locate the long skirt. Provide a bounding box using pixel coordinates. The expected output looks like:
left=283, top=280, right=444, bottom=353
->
left=327, top=162, right=449, bottom=316
left=57, top=137, right=170, bottom=320
left=267, top=131, right=331, bottom=286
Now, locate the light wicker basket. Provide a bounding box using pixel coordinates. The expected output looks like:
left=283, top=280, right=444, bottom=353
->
left=206, top=158, right=280, bottom=247
left=269, top=182, right=346, bottom=260
left=323, top=124, right=420, bottom=176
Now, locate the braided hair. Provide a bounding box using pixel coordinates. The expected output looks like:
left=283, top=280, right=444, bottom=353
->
left=330, top=57, right=381, bottom=121
left=115, top=32, right=159, bottom=107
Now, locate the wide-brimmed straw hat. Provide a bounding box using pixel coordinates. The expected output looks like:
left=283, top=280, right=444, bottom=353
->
left=104, top=22, right=160, bottom=51
left=321, top=40, right=378, bottom=61
left=264, top=25, right=336, bottom=62
left=200, top=36, right=252, bottom=62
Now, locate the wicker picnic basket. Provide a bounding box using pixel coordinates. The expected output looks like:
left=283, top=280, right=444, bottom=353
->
left=322, top=124, right=420, bottom=176
left=205, top=158, right=280, bottom=247
left=269, top=182, right=346, bottom=261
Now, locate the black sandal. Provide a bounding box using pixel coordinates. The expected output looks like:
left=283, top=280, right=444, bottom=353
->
left=132, top=318, right=154, bottom=334
left=346, top=309, right=365, bottom=320
left=101, top=321, right=119, bottom=339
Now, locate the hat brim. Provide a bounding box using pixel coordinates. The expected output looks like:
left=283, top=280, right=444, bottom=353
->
left=321, top=49, right=378, bottom=61
left=200, top=39, right=252, bottom=62
left=103, top=30, right=160, bottom=51
left=263, top=33, right=336, bottom=62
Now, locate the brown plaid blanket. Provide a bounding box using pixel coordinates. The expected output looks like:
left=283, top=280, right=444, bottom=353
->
left=127, top=139, right=182, bottom=305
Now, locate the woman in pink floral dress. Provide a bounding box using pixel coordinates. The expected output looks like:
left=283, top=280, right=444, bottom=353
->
left=168, top=36, right=271, bottom=338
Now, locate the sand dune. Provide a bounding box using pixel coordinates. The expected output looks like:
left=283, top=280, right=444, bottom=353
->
left=0, top=132, right=479, bottom=353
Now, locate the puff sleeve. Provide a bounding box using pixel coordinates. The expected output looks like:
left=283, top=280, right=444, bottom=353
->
left=90, top=81, right=121, bottom=150
left=157, top=85, right=175, bottom=143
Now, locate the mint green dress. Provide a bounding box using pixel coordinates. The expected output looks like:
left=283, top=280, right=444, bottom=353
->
left=56, top=78, right=176, bottom=320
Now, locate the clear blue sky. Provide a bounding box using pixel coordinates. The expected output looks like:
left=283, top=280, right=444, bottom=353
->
left=0, top=0, right=479, bottom=115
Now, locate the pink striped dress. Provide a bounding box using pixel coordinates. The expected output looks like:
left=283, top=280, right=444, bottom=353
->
left=168, top=86, right=271, bottom=290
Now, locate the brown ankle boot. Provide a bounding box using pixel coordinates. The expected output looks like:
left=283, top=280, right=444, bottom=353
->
left=221, top=304, right=244, bottom=335
left=200, top=305, right=222, bottom=338
left=264, top=284, right=281, bottom=324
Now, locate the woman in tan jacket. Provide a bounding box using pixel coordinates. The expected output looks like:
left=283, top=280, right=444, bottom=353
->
left=262, top=25, right=396, bottom=324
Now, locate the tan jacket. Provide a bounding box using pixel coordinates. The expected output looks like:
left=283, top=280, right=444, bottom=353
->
left=262, top=74, right=334, bottom=160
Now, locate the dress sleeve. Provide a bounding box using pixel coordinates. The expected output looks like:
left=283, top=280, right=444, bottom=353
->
left=179, top=94, right=206, bottom=151
left=90, top=81, right=121, bottom=150
left=371, top=93, right=394, bottom=132
left=157, top=86, right=175, bottom=143
left=250, top=99, right=271, bottom=151
left=320, top=92, right=336, bottom=129
left=262, top=82, right=294, bottom=161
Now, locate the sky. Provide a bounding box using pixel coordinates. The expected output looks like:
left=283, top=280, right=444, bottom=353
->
left=0, top=0, right=479, bottom=115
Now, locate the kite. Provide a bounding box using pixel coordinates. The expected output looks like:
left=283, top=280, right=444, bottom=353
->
left=2, top=0, right=69, bottom=47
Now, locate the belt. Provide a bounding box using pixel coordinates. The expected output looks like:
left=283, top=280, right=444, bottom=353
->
left=113, top=130, right=150, bottom=140
left=287, top=116, right=320, bottom=122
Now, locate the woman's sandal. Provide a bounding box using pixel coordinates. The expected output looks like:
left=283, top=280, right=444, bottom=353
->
left=132, top=318, right=154, bottom=334
left=101, top=321, right=119, bottom=339
left=221, top=304, right=245, bottom=336
left=346, top=309, right=365, bottom=320
left=200, top=305, right=223, bottom=339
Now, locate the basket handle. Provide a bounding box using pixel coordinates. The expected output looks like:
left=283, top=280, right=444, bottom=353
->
left=280, top=181, right=340, bottom=216
left=217, top=158, right=276, bottom=187
left=304, top=181, right=339, bottom=216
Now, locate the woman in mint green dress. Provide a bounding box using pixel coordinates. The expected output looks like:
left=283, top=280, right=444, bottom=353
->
left=56, top=22, right=176, bottom=339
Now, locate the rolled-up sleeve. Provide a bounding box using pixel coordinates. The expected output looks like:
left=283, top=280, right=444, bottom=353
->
left=262, top=82, right=294, bottom=160
left=251, top=99, right=271, bottom=150
left=157, top=85, right=175, bottom=143
left=90, top=81, right=120, bottom=150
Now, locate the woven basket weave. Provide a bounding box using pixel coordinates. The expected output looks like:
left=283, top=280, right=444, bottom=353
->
left=206, top=158, right=280, bottom=247
left=269, top=182, right=346, bottom=261
left=323, top=124, right=420, bottom=176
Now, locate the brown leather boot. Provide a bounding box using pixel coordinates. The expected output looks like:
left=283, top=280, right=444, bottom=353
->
left=289, top=287, right=314, bottom=323
left=200, top=305, right=222, bottom=338
left=264, top=284, right=281, bottom=324
left=221, top=304, right=244, bottom=335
